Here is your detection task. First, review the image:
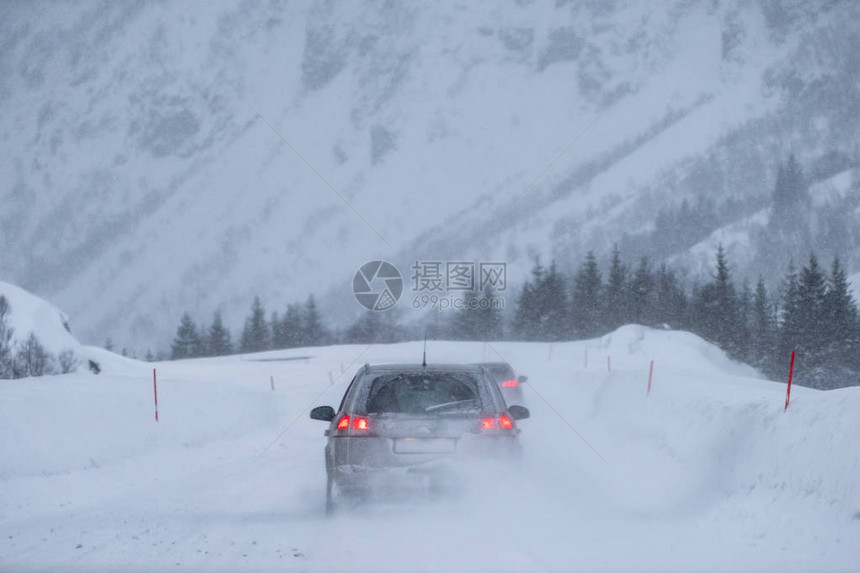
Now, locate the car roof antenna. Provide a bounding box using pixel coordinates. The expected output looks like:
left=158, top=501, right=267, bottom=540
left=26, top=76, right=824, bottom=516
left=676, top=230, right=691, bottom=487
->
left=422, top=333, right=427, bottom=368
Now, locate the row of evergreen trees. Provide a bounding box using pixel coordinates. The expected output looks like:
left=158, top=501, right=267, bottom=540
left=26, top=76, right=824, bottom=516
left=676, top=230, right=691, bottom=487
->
left=166, top=246, right=859, bottom=389
left=0, top=296, right=80, bottom=379
left=170, top=295, right=328, bottom=359
left=503, top=245, right=859, bottom=389
left=510, top=249, right=689, bottom=341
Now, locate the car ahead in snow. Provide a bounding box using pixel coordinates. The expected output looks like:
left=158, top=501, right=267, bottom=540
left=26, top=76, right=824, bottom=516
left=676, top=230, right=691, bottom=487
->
left=310, top=363, right=529, bottom=513
left=473, top=361, right=527, bottom=400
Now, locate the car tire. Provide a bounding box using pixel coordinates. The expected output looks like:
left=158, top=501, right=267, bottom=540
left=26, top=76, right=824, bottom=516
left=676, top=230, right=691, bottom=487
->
left=326, top=473, right=367, bottom=515
left=325, top=473, right=336, bottom=516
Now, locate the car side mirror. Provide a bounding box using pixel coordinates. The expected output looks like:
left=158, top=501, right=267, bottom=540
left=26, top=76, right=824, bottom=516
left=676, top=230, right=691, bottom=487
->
left=508, top=405, right=530, bottom=420
left=518, top=375, right=528, bottom=384
left=310, top=406, right=335, bottom=421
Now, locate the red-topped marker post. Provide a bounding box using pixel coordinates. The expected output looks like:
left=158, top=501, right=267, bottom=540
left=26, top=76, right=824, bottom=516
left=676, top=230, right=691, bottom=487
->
left=785, top=350, right=795, bottom=411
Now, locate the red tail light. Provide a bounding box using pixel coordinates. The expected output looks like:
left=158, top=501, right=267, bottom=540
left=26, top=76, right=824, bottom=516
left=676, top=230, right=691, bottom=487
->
left=333, top=414, right=373, bottom=436
left=501, top=379, right=518, bottom=388
left=481, top=415, right=515, bottom=432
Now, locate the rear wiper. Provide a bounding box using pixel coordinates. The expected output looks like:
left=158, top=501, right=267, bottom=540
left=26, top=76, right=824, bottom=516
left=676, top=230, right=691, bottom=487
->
left=424, top=399, right=477, bottom=412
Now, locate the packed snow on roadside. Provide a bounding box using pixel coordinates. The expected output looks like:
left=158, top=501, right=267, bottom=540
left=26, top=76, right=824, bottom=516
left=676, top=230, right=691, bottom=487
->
left=2, top=325, right=859, bottom=572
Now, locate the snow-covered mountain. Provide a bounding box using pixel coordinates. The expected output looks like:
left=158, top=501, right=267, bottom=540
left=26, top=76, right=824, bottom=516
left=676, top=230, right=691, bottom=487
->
left=2, top=0, right=859, bottom=351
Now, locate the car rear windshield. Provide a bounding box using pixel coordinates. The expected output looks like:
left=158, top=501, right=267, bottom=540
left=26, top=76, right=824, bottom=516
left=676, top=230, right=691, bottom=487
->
left=364, top=372, right=482, bottom=414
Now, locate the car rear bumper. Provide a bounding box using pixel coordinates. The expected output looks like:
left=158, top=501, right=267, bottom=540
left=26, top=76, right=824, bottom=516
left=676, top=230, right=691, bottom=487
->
left=327, top=434, right=520, bottom=489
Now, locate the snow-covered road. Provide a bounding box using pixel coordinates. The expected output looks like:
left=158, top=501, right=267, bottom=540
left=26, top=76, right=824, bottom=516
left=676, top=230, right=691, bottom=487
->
left=2, top=327, right=859, bottom=572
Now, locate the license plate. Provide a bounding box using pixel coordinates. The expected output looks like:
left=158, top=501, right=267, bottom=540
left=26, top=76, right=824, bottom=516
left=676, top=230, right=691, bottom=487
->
left=393, top=438, right=456, bottom=454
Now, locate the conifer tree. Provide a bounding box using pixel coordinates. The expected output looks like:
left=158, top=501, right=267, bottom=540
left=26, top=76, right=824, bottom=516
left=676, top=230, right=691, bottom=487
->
left=571, top=252, right=602, bottom=338
left=450, top=291, right=478, bottom=341
left=303, top=295, right=328, bottom=346
left=206, top=311, right=233, bottom=356
left=512, top=259, right=545, bottom=340
left=796, top=253, right=828, bottom=369
left=171, top=312, right=203, bottom=359
left=735, top=280, right=753, bottom=363
left=750, top=277, right=776, bottom=370
left=777, top=262, right=802, bottom=368
left=270, top=311, right=286, bottom=349
left=821, top=257, right=859, bottom=374
left=240, top=297, right=270, bottom=353
left=479, top=285, right=505, bottom=341
left=603, top=245, right=629, bottom=331
left=654, top=263, right=687, bottom=329
left=512, top=279, right=537, bottom=340
left=282, top=303, right=303, bottom=348
left=693, top=245, right=740, bottom=355
left=630, top=256, right=655, bottom=326
left=538, top=262, right=569, bottom=341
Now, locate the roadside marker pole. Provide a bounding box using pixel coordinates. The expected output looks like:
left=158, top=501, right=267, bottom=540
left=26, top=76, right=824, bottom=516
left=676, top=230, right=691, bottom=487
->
left=785, top=350, right=795, bottom=411
left=329, top=371, right=334, bottom=385
left=548, top=343, right=553, bottom=362
left=270, top=375, right=275, bottom=391
left=153, top=368, right=159, bottom=422
left=607, top=355, right=611, bottom=373
left=647, top=360, right=654, bottom=396
left=584, top=349, right=588, bottom=370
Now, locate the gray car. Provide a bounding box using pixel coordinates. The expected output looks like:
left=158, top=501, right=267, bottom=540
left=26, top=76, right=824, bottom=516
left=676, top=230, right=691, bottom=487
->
left=310, top=363, right=529, bottom=512
left=473, top=361, right=528, bottom=401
